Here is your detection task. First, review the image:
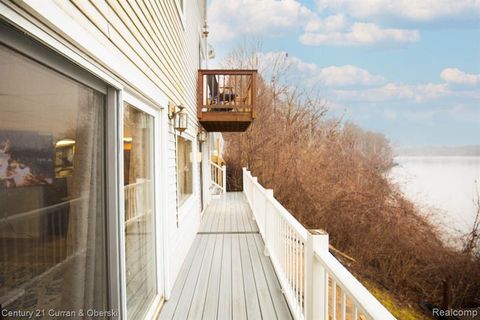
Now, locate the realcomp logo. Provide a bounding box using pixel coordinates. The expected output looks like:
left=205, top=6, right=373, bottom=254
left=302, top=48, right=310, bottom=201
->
left=432, top=308, right=480, bottom=319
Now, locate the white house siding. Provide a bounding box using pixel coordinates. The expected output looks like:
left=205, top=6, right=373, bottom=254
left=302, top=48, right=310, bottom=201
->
left=2, top=0, right=209, bottom=296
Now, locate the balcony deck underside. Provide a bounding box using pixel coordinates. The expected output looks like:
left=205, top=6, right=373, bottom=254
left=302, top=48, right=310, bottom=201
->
left=158, top=192, right=292, bottom=320
left=199, top=113, right=253, bottom=132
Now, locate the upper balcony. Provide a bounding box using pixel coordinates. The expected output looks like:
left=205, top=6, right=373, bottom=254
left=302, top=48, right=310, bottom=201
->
left=197, top=69, right=257, bottom=132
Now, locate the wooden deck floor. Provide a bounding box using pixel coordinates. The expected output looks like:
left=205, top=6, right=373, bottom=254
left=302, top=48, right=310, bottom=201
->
left=158, top=192, right=292, bottom=320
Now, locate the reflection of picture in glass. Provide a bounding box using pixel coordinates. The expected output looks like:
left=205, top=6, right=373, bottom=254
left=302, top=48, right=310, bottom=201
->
left=55, top=139, right=75, bottom=178
left=0, top=130, right=54, bottom=188
left=0, top=42, right=108, bottom=314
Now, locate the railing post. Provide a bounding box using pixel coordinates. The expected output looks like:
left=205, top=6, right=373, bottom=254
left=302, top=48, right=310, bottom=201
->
left=305, top=229, right=329, bottom=320
left=222, top=165, right=227, bottom=194
left=263, top=189, right=273, bottom=256
left=242, top=168, right=247, bottom=194
left=251, top=177, right=258, bottom=221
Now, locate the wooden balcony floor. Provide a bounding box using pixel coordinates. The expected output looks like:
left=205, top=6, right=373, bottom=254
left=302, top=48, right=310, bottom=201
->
left=158, top=192, right=292, bottom=320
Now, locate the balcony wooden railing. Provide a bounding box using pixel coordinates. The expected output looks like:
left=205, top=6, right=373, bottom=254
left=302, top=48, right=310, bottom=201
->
left=197, top=69, right=257, bottom=132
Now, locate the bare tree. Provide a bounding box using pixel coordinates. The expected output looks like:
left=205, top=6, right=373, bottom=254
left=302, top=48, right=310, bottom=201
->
left=222, top=42, right=480, bottom=312
left=463, top=182, right=480, bottom=256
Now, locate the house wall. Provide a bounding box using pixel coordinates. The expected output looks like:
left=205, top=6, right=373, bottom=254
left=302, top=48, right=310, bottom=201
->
left=1, top=0, right=209, bottom=298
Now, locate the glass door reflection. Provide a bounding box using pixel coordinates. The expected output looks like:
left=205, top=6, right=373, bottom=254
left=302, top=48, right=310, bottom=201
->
left=123, top=104, right=156, bottom=319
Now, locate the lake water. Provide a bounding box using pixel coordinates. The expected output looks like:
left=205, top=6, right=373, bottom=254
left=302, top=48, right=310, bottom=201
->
left=390, top=156, right=480, bottom=236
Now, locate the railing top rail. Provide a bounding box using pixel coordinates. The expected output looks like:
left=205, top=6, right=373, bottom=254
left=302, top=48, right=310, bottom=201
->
left=210, top=161, right=224, bottom=170
left=315, top=251, right=396, bottom=320
left=0, top=196, right=86, bottom=223
left=211, top=180, right=224, bottom=189
left=270, top=196, right=309, bottom=240
left=244, top=168, right=309, bottom=240
left=199, top=69, right=257, bottom=75
left=124, top=180, right=151, bottom=189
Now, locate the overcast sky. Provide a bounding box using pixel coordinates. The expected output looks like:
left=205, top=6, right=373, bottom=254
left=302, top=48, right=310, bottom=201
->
left=207, top=0, right=480, bottom=148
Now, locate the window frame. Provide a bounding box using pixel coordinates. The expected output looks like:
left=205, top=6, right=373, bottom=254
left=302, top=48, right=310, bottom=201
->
left=176, top=134, right=194, bottom=207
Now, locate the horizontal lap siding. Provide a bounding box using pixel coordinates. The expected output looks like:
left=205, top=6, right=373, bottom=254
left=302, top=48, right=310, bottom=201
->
left=11, top=0, right=206, bottom=293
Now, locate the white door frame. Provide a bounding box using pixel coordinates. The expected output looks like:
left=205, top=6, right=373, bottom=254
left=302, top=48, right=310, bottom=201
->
left=120, top=91, right=167, bottom=319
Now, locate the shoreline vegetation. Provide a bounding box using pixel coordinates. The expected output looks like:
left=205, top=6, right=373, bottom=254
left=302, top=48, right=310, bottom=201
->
left=222, top=46, right=480, bottom=318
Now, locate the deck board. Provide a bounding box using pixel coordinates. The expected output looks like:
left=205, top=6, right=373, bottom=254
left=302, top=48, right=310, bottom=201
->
left=246, top=235, right=278, bottom=319
left=159, top=192, right=292, bottom=320
left=199, top=192, right=258, bottom=233
left=186, top=235, right=217, bottom=319
left=217, top=234, right=232, bottom=319
left=239, top=233, right=263, bottom=320
left=231, top=235, right=247, bottom=320
left=201, top=234, right=223, bottom=319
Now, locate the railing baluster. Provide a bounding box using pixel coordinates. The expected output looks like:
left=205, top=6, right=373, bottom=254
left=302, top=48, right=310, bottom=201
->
left=283, top=219, right=287, bottom=280
left=301, top=241, right=304, bottom=314
left=288, top=226, right=292, bottom=294
left=325, top=272, right=330, bottom=320
left=234, top=74, right=237, bottom=110
left=211, top=73, right=214, bottom=107
left=293, top=234, right=302, bottom=313
left=293, top=233, right=297, bottom=313
left=332, top=280, right=337, bottom=320
left=341, top=291, right=346, bottom=320
left=240, top=74, right=243, bottom=110
left=290, top=228, right=295, bottom=310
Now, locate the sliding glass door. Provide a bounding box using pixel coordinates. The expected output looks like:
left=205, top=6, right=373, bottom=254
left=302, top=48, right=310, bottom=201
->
left=123, top=103, right=158, bottom=319
left=0, top=43, right=108, bottom=314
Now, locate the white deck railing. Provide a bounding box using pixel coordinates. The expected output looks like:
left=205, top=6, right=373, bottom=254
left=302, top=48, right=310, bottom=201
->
left=210, top=161, right=226, bottom=193
left=124, top=179, right=152, bottom=225
left=243, top=168, right=396, bottom=320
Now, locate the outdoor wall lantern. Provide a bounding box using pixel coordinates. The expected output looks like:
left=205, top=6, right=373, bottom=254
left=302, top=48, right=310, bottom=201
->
left=197, top=130, right=207, bottom=143
left=173, top=105, right=188, bottom=133
left=202, top=21, right=209, bottom=38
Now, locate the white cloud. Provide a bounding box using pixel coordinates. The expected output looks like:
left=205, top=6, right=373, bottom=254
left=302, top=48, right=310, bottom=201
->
left=258, top=52, right=384, bottom=87
left=316, top=0, right=480, bottom=22
left=257, top=51, right=317, bottom=75
left=300, top=22, right=420, bottom=46
left=316, top=65, right=385, bottom=86
left=304, top=14, right=348, bottom=32
left=440, top=68, right=480, bottom=85
left=208, top=0, right=313, bottom=42
left=333, top=83, right=451, bottom=102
